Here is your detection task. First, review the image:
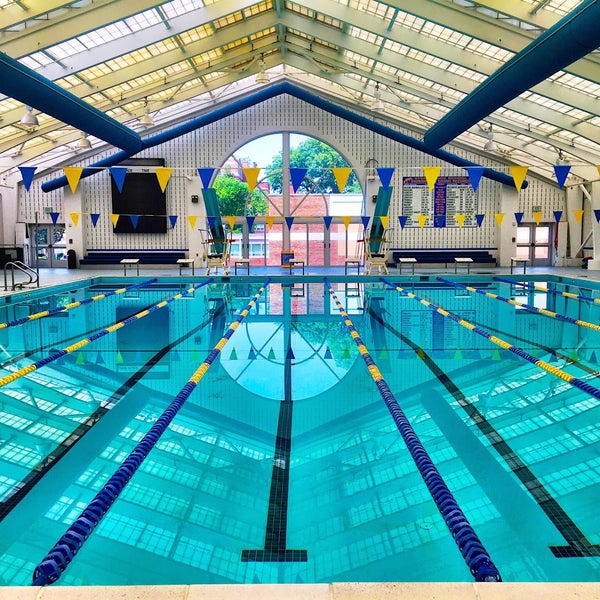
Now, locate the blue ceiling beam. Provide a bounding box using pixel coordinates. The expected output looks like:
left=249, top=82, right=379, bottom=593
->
left=424, top=0, right=600, bottom=149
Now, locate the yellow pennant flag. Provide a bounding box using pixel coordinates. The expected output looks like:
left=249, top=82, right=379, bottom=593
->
left=225, top=215, right=236, bottom=230
left=379, top=215, right=389, bottom=230
left=422, top=166, right=441, bottom=191
left=596, top=165, right=600, bottom=179
left=332, top=167, right=352, bottom=192
left=509, top=166, right=528, bottom=192
left=187, top=215, right=198, bottom=229
left=574, top=209, right=584, bottom=223
left=109, top=214, right=120, bottom=228
left=243, top=167, right=261, bottom=192
left=155, top=167, right=173, bottom=192
left=341, top=216, right=352, bottom=230
left=266, top=216, right=275, bottom=230
left=455, top=214, right=465, bottom=228
left=70, top=213, right=80, bottom=227
left=63, top=167, right=83, bottom=194
left=532, top=211, right=542, bottom=225
left=417, top=215, right=428, bottom=228
left=494, top=213, right=505, bottom=227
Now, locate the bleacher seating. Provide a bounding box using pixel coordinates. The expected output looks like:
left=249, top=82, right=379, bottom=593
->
left=391, top=249, right=497, bottom=268
left=79, top=249, right=187, bottom=266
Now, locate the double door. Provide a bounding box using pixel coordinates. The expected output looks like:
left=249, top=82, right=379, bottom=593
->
left=31, top=224, right=68, bottom=268
left=515, top=223, right=553, bottom=267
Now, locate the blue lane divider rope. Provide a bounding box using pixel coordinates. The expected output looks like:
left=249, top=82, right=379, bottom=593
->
left=31, top=278, right=270, bottom=586
left=439, top=277, right=600, bottom=332
left=381, top=277, right=600, bottom=402
left=494, top=276, right=600, bottom=305
left=0, top=279, right=213, bottom=388
left=0, top=278, right=157, bottom=330
left=324, top=278, right=501, bottom=582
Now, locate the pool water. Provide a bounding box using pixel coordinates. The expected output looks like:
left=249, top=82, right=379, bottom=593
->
left=0, top=275, right=599, bottom=585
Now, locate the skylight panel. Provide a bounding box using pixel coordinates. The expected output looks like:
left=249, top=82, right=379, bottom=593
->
left=285, top=2, right=313, bottom=18
left=392, top=10, right=426, bottom=33
left=521, top=0, right=581, bottom=16
left=46, top=39, right=87, bottom=60
left=19, top=52, right=53, bottom=69
left=552, top=72, right=600, bottom=99
left=466, top=39, right=513, bottom=62
left=524, top=91, right=590, bottom=120
left=348, top=26, right=382, bottom=45
left=160, top=0, right=205, bottom=19
left=77, top=22, right=131, bottom=48
left=125, top=8, right=164, bottom=31
left=213, top=10, right=244, bottom=29
left=245, top=1, right=273, bottom=17
left=178, top=24, right=213, bottom=43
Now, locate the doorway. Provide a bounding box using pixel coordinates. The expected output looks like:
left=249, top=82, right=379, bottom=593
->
left=515, top=223, right=553, bottom=267
left=31, top=224, right=68, bottom=268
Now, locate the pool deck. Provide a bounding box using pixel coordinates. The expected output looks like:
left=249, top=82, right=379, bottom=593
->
left=2, top=582, right=600, bottom=599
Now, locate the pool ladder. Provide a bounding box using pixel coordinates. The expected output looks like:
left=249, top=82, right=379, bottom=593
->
left=3, top=260, right=39, bottom=291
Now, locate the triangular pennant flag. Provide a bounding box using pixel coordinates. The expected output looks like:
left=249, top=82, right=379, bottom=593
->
left=323, top=216, right=333, bottom=230
left=553, top=210, right=563, bottom=224
left=266, top=216, right=275, bottom=230
left=171, top=350, right=180, bottom=362
left=76, top=352, right=85, bottom=365
left=398, top=215, right=408, bottom=229
left=70, top=213, right=80, bottom=227
left=593, top=210, right=600, bottom=224
left=514, top=212, right=524, bottom=225
left=109, top=214, right=120, bottom=227
left=417, top=215, right=428, bottom=228
left=50, top=212, right=60, bottom=225
left=342, top=347, right=351, bottom=359
left=465, top=166, right=484, bottom=191
left=286, top=346, right=295, bottom=360
left=455, top=214, right=465, bottom=228
left=569, top=350, right=578, bottom=363
left=248, top=347, right=257, bottom=360
left=116, top=350, right=124, bottom=364
left=378, top=347, right=388, bottom=359
left=361, top=215, right=371, bottom=230
left=324, top=347, right=333, bottom=360
left=454, top=348, right=463, bottom=360
left=229, top=348, right=237, bottom=361
left=494, top=213, right=505, bottom=227
left=242, top=167, right=261, bottom=192
left=532, top=211, right=542, bottom=225
left=376, top=167, right=394, bottom=190
left=491, top=349, right=501, bottom=360
left=155, top=167, right=173, bottom=192
left=553, top=164, right=571, bottom=189
left=267, top=347, right=276, bottom=360
left=207, top=216, right=216, bottom=228
left=475, top=214, right=485, bottom=227
left=169, top=215, right=178, bottom=229
left=19, top=166, right=37, bottom=191
left=332, top=167, right=352, bottom=192
left=341, top=216, right=352, bottom=230
left=109, top=167, right=127, bottom=192
left=290, top=168, right=308, bottom=192
left=422, top=166, right=441, bottom=191
left=130, top=215, right=139, bottom=229
left=246, top=216, right=256, bottom=230
left=589, top=350, right=598, bottom=364
left=90, top=213, right=100, bottom=227
left=95, top=351, right=104, bottom=365
left=187, top=215, right=198, bottom=229
left=548, top=351, right=559, bottom=363
left=225, top=216, right=236, bottom=230
left=379, top=215, right=389, bottom=230
left=191, top=349, right=199, bottom=361
left=197, top=168, right=216, bottom=189
left=509, top=166, right=528, bottom=192
left=574, top=209, right=584, bottom=223
left=597, top=166, right=600, bottom=179
left=285, top=216, right=294, bottom=230
left=63, top=167, right=83, bottom=194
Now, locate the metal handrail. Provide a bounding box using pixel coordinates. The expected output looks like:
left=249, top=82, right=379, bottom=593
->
left=3, top=260, right=39, bottom=291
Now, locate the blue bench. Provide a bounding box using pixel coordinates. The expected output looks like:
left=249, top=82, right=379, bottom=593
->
left=391, top=250, right=497, bottom=268
left=79, top=249, right=187, bottom=266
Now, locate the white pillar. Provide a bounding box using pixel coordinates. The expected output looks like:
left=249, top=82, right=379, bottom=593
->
left=585, top=182, right=600, bottom=270
left=497, top=185, right=518, bottom=267
left=63, top=186, right=84, bottom=266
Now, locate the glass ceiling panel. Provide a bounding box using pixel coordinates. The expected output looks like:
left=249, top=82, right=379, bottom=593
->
left=160, top=0, right=206, bottom=18
left=520, top=0, right=582, bottom=16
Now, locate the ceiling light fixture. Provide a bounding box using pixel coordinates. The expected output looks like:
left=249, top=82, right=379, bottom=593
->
left=19, top=105, right=39, bottom=129
left=255, top=55, right=270, bottom=84
left=139, top=97, right=154, bottom=127
left=555, top=148, right=570, bottom=166
left=371, top=83, right=385, bottom=113
left=74, top=131, right=92, bottom=150
left=483, top=124, right=498, bottom=153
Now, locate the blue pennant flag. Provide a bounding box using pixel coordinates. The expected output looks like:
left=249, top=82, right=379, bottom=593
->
left=19, top=166, right=37, bottom=191
left=286, top=346, right=295, bottom=360
left=553, top=210, right=563, bottom=224
left=290, top=168, right=308, bottom=192
left=376, top=167, right=394, bottom=190
left=465, top=166, right=484, bottom=191
left=398, top=215, right=408, bottom=229
left=50, top=212, right=60, bottom=225
left=323, top=216, right=333, bottom=230
left=285, top=216, right=294, bottom=230
left=514, top=212, right=524, bottom=225
left=246, top=216, right=256, bottom=230
left=109, top=167, right=127, bottom=192
left=90, top=213, right=100, bottom=227
left=361, top=215, right=371, bottom=230
left=169, top=215, right=178, bottom=228
left=130, top=215, right=139, bottom=229
left=553, top=164, right=571, bottom=189
left=197, top=168, right=216, bottom=189
left=594, top=210, right=600, bottom=223
left=324, top=347, right=333, bottom=360
left=475, top=214, right=485, bottom=227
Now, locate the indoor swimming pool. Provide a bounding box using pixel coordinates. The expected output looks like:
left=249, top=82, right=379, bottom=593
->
left=0, top=274, right=599, bottom=586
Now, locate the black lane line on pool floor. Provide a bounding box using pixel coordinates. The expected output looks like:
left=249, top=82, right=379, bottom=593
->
left=242, top=323, right=307, bottom=562
left=0, top=305, right=225, bottom=522
left=368, top=305, right=600, bottom=558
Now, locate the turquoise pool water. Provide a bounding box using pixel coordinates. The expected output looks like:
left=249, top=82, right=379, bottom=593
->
left=0, top=275, right=599, bottom=585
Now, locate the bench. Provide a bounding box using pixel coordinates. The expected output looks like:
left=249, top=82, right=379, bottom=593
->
left=80, top=249, right=187, bottom=266
left=391, top=250, right=497, bottom=269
